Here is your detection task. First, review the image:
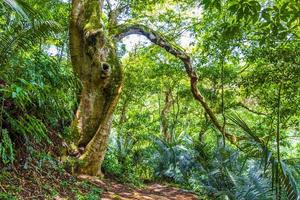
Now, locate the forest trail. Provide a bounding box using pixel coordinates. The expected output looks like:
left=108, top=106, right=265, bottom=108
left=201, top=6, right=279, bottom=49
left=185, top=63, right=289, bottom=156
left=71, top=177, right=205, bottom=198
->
left=78, top=175, right=199, bottom=200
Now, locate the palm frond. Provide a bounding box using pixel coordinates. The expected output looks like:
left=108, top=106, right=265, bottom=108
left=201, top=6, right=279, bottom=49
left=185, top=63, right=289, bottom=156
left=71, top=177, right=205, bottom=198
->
left=3, top=0, right=40, bottom=21
left=280, top=160, right=299, bottom=200
left=0, top=20, right=61, bottom=64
left=228, top=113, right=300, bottom=200
left=227, top=112, right=262, bottom=145
left=0, top=0, right=62, bottom=65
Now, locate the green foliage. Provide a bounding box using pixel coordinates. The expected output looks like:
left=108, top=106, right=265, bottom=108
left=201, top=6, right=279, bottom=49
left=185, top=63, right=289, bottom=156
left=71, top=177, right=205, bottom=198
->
left=195, top=146, right=273, bottom=199
left=0, top=0, right=61, bottom=64
left=75, top=183, right=102, bottom=200
left=228, top=113, right=299, bottom=199
left=0, top=192, right=17, bottom=200
left=229, top=0, right=261, bottom=22
left=100, top=1, right=300, bottom=199
left=103, top=131, right=147, bottom=185
left=2, top=0, right=37, bottom=20
left=0, top=0, right=77, bottom=165
left=10, top=114, right=50, bottom=143
left=0, top=50, right=78, bottom=163
left=151, top=134, right=197, bottom=182
left=0, top=0, right=299, bottom=199
left=0, top=153, right=103, bottom=199
left=0, top=129, right=14, bottom=164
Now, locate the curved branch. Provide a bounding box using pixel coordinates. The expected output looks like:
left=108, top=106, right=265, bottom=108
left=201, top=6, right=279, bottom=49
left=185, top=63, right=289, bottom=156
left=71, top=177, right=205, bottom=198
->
left=115, top=24, right=240, bottom=144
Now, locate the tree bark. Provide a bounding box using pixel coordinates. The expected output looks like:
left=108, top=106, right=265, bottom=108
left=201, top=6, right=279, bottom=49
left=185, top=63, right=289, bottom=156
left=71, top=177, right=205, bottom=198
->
left=69, top=0, right=123, bottom=176
left=160, top=88, right=174, bottom=142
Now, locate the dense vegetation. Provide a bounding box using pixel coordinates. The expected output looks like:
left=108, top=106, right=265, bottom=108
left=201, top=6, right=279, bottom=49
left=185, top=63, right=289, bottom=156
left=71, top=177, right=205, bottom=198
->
left=0, top=0, right=299, bottom=199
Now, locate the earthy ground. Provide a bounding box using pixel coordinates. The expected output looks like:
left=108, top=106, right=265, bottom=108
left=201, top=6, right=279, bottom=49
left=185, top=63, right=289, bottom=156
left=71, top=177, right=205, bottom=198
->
left=78, top=175, right=199, bottom=200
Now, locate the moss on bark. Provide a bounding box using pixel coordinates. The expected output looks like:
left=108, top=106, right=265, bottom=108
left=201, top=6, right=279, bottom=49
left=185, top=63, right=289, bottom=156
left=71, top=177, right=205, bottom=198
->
left=69, top=0, right=123, bottom=176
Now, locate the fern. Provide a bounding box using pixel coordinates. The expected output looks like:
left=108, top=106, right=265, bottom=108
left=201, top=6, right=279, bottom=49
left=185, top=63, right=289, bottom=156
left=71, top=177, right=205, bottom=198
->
left=6, top=113, right=51, bottom=144
left=0, top=0, right=61, bottom=65
left=3, top=0, right=39, bottom=21
left=0, top=129, right=14, bottom=164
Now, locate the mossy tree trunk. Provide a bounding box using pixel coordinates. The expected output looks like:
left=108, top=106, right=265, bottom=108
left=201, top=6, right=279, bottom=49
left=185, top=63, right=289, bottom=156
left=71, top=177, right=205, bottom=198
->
left=69, top=0, right=123, bottom=176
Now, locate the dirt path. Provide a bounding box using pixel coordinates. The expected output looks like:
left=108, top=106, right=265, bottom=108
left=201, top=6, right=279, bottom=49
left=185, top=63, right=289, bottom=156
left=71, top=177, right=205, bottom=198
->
left=78, top=175, right=199, bottom=200
left=101, top=182, right=199, bottom=200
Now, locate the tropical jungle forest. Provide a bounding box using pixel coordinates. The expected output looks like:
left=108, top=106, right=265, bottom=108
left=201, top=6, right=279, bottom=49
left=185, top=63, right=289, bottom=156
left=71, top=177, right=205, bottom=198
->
left=0, top=0, right=300, bottom=199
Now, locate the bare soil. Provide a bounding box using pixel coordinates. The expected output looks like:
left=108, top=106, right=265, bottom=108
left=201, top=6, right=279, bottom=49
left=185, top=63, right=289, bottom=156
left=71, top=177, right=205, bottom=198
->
left=78, top=175, right=199, bottom=200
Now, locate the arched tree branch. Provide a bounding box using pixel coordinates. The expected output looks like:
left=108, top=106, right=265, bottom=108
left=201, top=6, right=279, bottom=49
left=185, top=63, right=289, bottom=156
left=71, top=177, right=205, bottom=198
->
left=115, top=24, right=240, bottom=144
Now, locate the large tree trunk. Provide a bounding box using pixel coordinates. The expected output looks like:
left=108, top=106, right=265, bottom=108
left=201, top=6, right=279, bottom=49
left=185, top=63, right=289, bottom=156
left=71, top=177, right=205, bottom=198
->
left=69, top=0, right=123, bottom=176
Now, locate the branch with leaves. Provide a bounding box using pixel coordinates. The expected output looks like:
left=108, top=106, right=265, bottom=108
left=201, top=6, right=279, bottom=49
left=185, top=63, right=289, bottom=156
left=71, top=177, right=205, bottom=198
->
left=115, top=24, right=241, bottom=144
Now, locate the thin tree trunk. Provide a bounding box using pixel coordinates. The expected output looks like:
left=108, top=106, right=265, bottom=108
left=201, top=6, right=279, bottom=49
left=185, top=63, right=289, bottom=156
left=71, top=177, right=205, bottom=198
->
left=160, top=88, right=173, bottom=142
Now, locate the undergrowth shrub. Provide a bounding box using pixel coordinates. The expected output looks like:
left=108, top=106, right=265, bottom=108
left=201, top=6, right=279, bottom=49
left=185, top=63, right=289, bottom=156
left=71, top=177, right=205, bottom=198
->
left=0, top=129, right=14, bottom=164
left=104, top=129, right=300, bottom=199
left=0, top=49, right=79, bottom=165
left=103, top=132, right=156, bottom=185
